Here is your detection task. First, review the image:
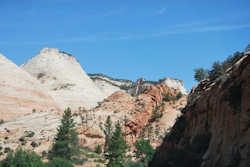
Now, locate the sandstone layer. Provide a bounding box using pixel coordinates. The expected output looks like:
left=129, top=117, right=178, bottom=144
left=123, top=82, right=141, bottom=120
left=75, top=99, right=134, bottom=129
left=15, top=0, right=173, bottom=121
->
left=0, top=53, right=60, bottom=121
left=21, top=48, right=106, bottom=110
left=151, top=54, right=250, bottom=167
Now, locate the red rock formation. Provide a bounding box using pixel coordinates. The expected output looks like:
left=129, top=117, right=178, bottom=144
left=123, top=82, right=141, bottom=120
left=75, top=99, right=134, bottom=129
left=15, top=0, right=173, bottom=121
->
left=151, top=54, right=250, bottom=167
left=87, top=84, right=186, bottom=148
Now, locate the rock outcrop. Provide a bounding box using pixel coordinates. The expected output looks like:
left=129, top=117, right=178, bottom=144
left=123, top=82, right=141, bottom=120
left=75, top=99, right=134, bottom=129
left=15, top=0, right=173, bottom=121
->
left=151, top=53, right=250, bottom=167
left=0, top=53, right=60, bottom=121
left=128, top=78, right=187, bottom=96
left=159, top=78, right=187, bottom=95
left=79, top=84, right=187, bottom=149
left=21, top=48, right=106, bottom=110
left=89, top=73, right=133, bottom=97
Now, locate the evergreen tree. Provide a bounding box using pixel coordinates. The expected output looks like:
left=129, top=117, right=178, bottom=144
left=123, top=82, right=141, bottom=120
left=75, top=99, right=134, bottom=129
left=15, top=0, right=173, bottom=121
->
left=194, top=68, right=209, bottom=82
left=49, top=108, right=79, bottom=160
left=0, top=148, right=43, bottom=167
left=106, top=122, right=128, bottom=167
left=134, top=139, right=155, bottom=166
left=99, top=115, right=113, bottom=152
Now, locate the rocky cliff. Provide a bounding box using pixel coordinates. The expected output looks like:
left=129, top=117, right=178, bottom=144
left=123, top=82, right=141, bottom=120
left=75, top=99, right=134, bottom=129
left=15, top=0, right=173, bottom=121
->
left=78, top=83, right=187, bottom=150
left=159, top=78, right=187, bottom=95
left=0, top=53, right=60, bottom=121
left=150, top=53, right=250, bottom=167
left=21, top=48, right=106, bottom=110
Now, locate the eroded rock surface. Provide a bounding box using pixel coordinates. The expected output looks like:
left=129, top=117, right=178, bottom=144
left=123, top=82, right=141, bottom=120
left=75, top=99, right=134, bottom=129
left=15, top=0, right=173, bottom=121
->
left=0, top=53, right=60, bottom=121
left=151, top=54, right=250, bottom=167
left=21, top=48, right=106, bottom=110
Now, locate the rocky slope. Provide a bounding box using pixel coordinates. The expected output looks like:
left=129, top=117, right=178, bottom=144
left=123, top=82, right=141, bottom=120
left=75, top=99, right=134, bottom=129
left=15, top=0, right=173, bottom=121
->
left=128, top=78, right=187, bottom=96
left=78, top=83, right=187, bottom=150
left=0, top=47, right=189, bottom=166
left=0, top=53, right=60, bottom=121
left=150, top=53, right=250, bottom=167
left=0, top=83, right=187, bottom=158
left=21, top=48, right=106, bottom=110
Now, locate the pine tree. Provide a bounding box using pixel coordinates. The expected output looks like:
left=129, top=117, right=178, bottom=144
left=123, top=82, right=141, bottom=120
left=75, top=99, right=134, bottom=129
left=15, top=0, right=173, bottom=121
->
left=106, top=122, right=128, bottom=167
left=49, top=108, right=80, bottom=160
left=194, top=68, right=209, bottom=82
left=134, top=138, right=155, bottom=166
left=0, top=149, right=43, bottom=167
left=99, top=115, right=113, bottom=152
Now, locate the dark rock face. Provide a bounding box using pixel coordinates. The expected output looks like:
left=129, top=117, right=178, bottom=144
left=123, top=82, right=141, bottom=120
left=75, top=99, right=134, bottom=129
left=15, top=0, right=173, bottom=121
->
left=151, top=54, right=250, bottom=167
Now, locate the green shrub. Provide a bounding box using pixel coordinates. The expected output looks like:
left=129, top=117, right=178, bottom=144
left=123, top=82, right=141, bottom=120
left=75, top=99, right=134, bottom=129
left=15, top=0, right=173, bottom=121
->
left=176, top=92, right=183, bottom=99
left=119, top=84, right=134, bottom=91
left=31, top=141, right=38, bottom=148
left=25, top=131, right=35, bottom=137
left=0, top=119, right=4, bottom=125
left=43, top=158, right=73, bottom=167
left=124, top=160, right=145, bottom=167
left=3, top=147, right=11, bottom=154
left=114, top=110, right=119, bottom=114
left=150, top=108, right=163, bottom=122
left=94, top=145, right=102, bottom=154
left=0, top=149, right=43, bottom=167
left=162, top=93, right=176, bottom=102
left=94, top=158, right=106, bottom=163
left=209, top=52, right=244, bottom=81
left=163, top=92, right=182, bottom=102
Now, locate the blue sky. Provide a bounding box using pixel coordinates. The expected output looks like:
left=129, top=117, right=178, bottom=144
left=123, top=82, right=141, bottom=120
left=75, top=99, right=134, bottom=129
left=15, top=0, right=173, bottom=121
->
left=0, top=0, right=250, bottom=91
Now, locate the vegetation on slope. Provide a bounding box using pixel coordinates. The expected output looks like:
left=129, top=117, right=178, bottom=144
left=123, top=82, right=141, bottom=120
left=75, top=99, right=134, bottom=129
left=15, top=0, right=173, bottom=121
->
left=194, top=51, right=244, bottom=82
